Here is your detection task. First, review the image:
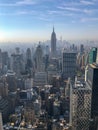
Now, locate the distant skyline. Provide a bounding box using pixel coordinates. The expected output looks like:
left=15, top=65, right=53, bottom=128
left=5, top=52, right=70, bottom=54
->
left=0, top=0, right=98, bottom=42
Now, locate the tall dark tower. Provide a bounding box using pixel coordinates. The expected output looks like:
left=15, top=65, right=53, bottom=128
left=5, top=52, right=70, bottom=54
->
left=25, top=48, right=32, bottom=73
left=86, top=63, right=98, bottom=130
left=26, top=48, right=31, bottom=60
left=51, top=27, right=56, bottom=57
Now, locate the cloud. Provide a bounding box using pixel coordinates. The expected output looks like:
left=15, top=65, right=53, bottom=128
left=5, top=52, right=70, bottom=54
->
left=83, top=9, right=98, bottom=15
left=61, top=0, right=95, bottom=6
left=60, top=0, right=94, bottom=7
left=0, top=10, right=37, bottom=16
left=60, top=1, right=81, bottom=7
left=83, top=9, right=94, bottom=15
left=57, top=6, right=83, bottom=16
left=58, top=5, right=98, bottom=16
left=58, top=6, right=82, bottom=14
left=48, top=10, right=62, bottom=15
left=81, top=17, right=98, bottom=22
left=47, top=10, right=74, bottom=17
left=0, top=3, right=16, bottom=7
left=63, top=7, right=81, bottom=12
left=16, top=0, right=37, bottom=5
left=16, top=10, right=36, bottom=15
left=38, top=17, right=52, bottom=22
left=0, top=0, right=37, bottom=6
left=0, top=12, right=14, bottom=16
left=80, top=0, right=95, bottom=5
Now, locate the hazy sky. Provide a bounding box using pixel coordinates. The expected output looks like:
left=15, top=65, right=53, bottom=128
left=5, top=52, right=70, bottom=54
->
left=0, top=0, right=98, bottom=42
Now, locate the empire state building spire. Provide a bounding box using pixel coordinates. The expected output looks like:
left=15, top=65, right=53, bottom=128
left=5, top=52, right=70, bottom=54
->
left=53, top=26, right=54, bottom=32
left=51, top=26, right=56, bottom=57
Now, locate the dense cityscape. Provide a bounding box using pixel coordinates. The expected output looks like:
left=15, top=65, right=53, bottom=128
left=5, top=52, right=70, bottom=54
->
left=0, top=27, right=98, bottom=130
left=1, top=0, right=98, bottom=129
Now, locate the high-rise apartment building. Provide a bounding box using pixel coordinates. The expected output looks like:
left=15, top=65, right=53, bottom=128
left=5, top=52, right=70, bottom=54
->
left=86, top=63, right=98, bottom=118
left=0, top=113, right=3, bottom=130
left=70, top=78, right=91, bottom=130
left=51, top=27, right=56, bottom=57
left=33, top=72, right=47, bottom=87
left=0, top=81, right=8, bottom=97
left=26, top=48, right=31, bottom=60
left=6, top=70, right=17, bottom=92
left=80, top=44, right=84, bottom=55
left=0, top=97, right=9, bottom=122
left=62, top=49, right=77, bottom=80
left=25, top=48, right=32, bottom=74
left=88, top=47, right=97, bottom=64
left=11, top=48, right=24, bottom=76
left=0, top=49, right=2, bottom=70
left=2, top=51, right=9, bottom=73
left=24, top=78, right=33, bottom=90
left=34, top=44, right=44, bottom=72
left=86, top=63, right=98, bottom=130
left=45, top=45, right=49, bottom=55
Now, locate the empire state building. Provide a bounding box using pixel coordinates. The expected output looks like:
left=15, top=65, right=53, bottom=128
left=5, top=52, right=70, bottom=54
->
left=51, top=27, right=56, bottom=57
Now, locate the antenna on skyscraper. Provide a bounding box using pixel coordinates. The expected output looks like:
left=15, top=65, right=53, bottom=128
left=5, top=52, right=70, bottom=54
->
left=53, top=25, right=54, bottom=32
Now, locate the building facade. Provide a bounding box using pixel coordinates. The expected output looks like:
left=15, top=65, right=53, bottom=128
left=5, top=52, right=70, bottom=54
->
left=24, top=78, right=33, bottom=90
left=62, top=49, right=77, bottom=80
left=34, top=44, right=44, bottom=72
left=88, top=47, right=97, bottom=64
left=51, top=27, right=56, bottom=57
left=70, top=78, right=91, bottom=130
left=86, top=63, right=98, bottom=118
left=0, top=113, right=3, bottom=130
left=33, top=72, right=47, bottom=87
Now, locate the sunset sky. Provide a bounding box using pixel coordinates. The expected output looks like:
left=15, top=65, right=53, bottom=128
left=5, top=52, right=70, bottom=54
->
left=0, top=0, right=98, bottom=42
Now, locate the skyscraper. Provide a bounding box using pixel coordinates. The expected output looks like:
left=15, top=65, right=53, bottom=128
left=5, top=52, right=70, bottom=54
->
left=26, top=48, right=31, bottom=60
left=86, top=63, right=98, bottom=130
left=51, top=27, right=56, bottom=57
left=6, top=70, right=17, bottom=92
left=80, top=44, right=84, bottom=55
left=34, top=44, right=44, bottom=72
left=11, top=48, right=24, bottom=76
left=0, top=113, right=3, bottom=130
left=25, top=48, right=32, bottom=74
left=86, top=63, right=98, bottom=118
left=96, top=48, right=98, bottom=64
left=0, top=49, right=2, bottom=70
left=0, top=79, right=8, bottom=97
left=88, top=47, right=97, bottom=64
left=70, top=78, right=91, bottom=130
left=62, top=49, right=77, bottom=80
